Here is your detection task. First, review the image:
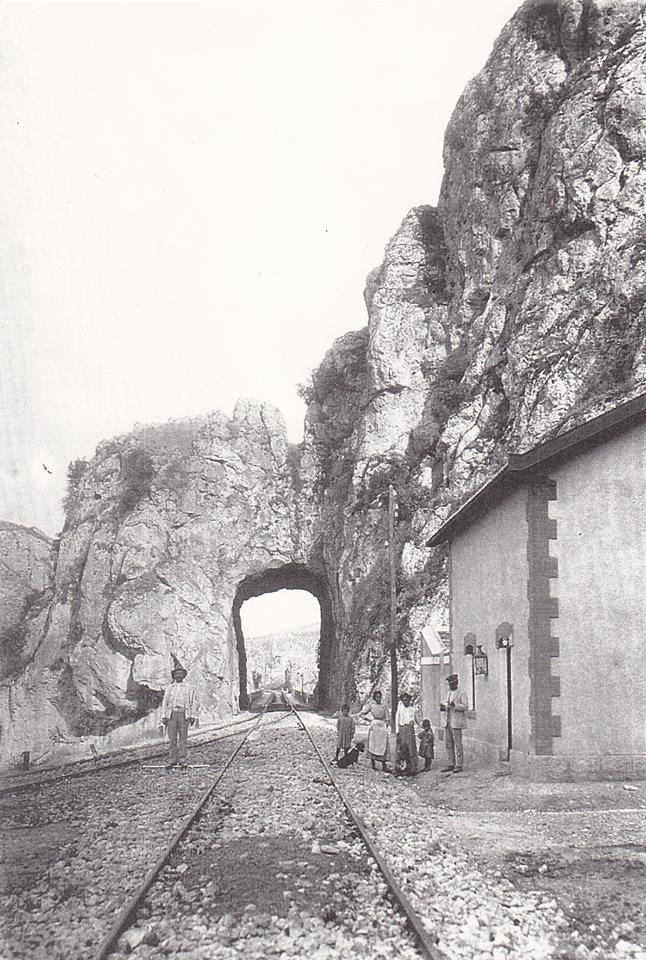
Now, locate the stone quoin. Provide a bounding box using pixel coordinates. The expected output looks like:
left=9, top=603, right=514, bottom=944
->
left=427, top=394, right=646, bottom=781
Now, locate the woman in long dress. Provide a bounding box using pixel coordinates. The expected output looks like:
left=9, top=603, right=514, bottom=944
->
left=360, top=689, right=389, bottom=771
left=395, top=691, right=418, bottom=775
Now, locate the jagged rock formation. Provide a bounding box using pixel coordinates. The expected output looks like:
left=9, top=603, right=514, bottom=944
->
left=0, top=522, right=52, bottom=679
left=303, top=0, right=646, bottom=688
left=1, top=0, right=645, bottom=765
left=0, top=402, right=332, bottom=764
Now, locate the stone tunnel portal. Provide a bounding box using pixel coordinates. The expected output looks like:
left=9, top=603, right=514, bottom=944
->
left=232, top=564, right=336, bottom=710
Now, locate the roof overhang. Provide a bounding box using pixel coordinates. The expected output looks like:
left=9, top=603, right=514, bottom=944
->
left=427, top=391, right=646, bottom=546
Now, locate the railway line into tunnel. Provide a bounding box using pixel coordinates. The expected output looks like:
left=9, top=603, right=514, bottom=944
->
left=231, top=563, right=337, bottom=710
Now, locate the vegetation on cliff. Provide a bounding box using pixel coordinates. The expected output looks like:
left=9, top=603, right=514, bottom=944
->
left=2, top=0, right=646, bottom=757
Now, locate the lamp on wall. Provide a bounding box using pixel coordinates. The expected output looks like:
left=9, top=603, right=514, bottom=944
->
left=495, top=623, right=514, bottom=756
left=463, top=633, right=477, bottom=709
left=495, top=622, right=514, bottom=650
left=473, top=645, right=489, bottom=676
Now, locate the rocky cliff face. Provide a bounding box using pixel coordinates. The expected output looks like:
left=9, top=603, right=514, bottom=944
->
left=0, top=402, right=321, bottom=764
left=303, top=0, right=646, bottom=693
left=0, top=522, right=52, bottom=679
left=2, top=0, right=645, bottom=765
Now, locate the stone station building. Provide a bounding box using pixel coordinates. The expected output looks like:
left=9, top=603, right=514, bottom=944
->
left=427, top=394, right=646, bottom=781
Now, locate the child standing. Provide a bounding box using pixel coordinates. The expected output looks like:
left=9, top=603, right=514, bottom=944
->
left=335, top=704, right=355, bottom=763
left=418, top=719, right=435, bottom=771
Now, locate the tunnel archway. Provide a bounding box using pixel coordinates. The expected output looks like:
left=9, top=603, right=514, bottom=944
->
left=232, top=564, right=336, bottom=710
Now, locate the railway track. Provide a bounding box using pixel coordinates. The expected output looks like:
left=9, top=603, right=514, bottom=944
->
left=0, top=720, right=257, bottom=797
left=92, top=703, right=444, bottom=960
left=3, top=702, right=625, bottom=960
left=94, top=703, right=275, bottom=960
left=0, top=694, right=295, bottom=797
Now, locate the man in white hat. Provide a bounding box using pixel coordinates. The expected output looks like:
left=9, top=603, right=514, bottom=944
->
left=440, top=673, right=468, bottom=773
left=160, top=655, right=200, bottom=769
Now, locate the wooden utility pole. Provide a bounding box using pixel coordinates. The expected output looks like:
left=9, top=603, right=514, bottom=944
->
left=388, top=484, right=398, bottom=725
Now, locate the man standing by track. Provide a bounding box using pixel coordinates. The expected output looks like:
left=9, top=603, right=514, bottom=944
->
left=440, top=673, right=468, bottom=773
left=160, top=655, right=200, bottom=769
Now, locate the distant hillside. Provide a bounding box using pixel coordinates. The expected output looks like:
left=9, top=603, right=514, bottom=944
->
left=245, top=623, right=319, bottom=693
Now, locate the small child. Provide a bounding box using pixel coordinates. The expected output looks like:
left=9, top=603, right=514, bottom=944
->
left=335, top=704, right=356, bottom=763
left=337, top=741, right=365, bottom=768
left=418, top=719, right=435, bottom=771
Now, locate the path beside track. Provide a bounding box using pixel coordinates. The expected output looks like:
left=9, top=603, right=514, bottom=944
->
left=0, top=721, right=277, bottom=960
left=1, top=711, right=640, bottom=960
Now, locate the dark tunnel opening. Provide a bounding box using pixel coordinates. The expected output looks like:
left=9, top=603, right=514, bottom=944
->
left=232, top=564, right=336, bottom=710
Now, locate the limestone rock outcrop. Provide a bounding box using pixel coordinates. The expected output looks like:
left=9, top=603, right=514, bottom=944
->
left=0, top=402, right=322, bottom=764
left=298, top=0, right=646, bottom=694
left=0, top=522, right=52, bottom=678
left=2, top=0, right=645, bottom=765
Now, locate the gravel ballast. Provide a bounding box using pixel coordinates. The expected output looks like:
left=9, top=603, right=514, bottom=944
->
left=1, top=711, right=644, bottom=960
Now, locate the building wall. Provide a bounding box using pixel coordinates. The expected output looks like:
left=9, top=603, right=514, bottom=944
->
left=550, top=420, right=646, bottom=760
left=450, top=487, right=531, bottom=757
left=420, top=656, right=450, bottom=732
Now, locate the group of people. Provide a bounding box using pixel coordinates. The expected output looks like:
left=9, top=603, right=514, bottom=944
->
left=334, top=673, right=468, bottom=776
left=159, top=653, right=468, bottom=777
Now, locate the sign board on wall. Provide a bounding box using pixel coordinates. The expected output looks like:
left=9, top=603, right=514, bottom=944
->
left=421, top=624, right=445, bottom=656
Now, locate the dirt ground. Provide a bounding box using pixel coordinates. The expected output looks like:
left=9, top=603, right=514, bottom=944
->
left=415, top=764, right=646, bottom=957
left=1, top=719, right=644, bottom=959
left=121, top=726, right=422, bottom=959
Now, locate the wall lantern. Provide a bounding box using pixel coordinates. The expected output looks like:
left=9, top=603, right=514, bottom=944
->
left=495, top=623, right=514, bottom=756
left=473, top=645, right=489, bottom=676
left=464, top=633, right=477, bottom=708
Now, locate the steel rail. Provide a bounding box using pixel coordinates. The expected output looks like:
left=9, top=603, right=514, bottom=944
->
left=289, top=703, right=446, bottom=960
left=92, top=702, right=445, bottom=960
left=0, top=710, right=281, bottom=798
left=93, top=703, right=288, bottom=960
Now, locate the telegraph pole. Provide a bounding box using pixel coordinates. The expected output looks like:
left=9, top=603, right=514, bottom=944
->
left=388, top=484, right=398, bottom=725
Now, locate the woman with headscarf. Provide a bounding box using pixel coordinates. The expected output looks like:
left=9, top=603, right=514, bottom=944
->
left=359, top=689, right=389, bottom=772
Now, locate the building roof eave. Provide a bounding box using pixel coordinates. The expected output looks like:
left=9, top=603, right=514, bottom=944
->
left=507, top=391, right=646, bottom=473
left=426, top=465, right=512, bottom=546
left=427, top=391, right=646, bottom=547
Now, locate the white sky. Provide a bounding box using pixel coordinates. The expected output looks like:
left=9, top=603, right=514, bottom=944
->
left=241, top=589, right=319, bottom=639
left=0, top=0, right=521, bottom=537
